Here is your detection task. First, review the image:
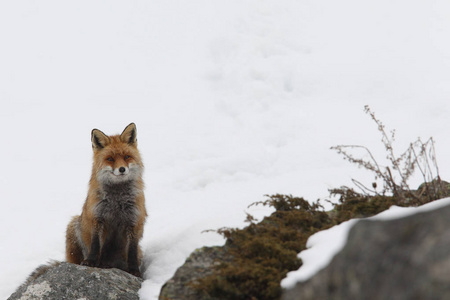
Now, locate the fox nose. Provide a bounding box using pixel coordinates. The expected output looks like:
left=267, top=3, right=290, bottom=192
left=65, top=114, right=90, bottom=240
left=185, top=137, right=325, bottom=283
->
left=119, top=167, right=126, bottom=173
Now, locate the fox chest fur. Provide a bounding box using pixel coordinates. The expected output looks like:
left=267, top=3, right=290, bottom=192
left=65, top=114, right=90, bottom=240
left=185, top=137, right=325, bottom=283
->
left=94, top=182, right=141, bottom=229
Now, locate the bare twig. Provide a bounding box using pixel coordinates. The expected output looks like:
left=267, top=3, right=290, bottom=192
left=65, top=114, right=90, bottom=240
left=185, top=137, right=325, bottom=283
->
left=332, top=106, right=442, bottom=204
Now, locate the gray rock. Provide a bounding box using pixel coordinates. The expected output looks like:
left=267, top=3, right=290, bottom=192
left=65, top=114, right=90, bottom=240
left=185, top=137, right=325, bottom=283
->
left=283, top=203, right=450, bottom=300
left=159, top=246, right=228, bottom=300
left=8, top=261, right=142, bottom=300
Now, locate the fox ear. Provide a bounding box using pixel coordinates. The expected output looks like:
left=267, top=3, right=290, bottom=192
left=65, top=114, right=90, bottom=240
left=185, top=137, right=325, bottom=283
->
left=91, top=129, right=110, bottom=150
left=121, top=123, right=137, bottom=146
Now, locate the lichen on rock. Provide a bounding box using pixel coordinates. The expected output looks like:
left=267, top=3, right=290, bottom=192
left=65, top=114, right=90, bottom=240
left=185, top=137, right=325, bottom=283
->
left=8, top=262, right=142, bottom=300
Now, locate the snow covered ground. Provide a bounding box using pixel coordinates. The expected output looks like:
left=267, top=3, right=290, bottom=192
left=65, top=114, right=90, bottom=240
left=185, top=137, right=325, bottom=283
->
left=2, top=1, right=450, bottom=299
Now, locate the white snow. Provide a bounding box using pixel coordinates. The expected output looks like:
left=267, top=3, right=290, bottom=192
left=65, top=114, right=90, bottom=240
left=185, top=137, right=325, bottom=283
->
left=2, top=1, right=450, bottom=299
left=281, top=197, right=450, bottom=289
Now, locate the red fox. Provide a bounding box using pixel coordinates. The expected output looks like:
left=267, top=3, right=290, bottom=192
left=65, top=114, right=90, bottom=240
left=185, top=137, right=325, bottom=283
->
left=65, top=123, right=147, bottom=277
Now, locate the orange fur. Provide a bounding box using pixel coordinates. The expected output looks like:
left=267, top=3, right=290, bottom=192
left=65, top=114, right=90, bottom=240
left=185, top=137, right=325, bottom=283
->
left=65, top=123, right=147, bottom=277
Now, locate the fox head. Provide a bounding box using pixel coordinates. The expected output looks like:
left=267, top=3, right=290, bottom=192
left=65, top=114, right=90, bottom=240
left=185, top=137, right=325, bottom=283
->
left=91, top=123, right=143, bottom=186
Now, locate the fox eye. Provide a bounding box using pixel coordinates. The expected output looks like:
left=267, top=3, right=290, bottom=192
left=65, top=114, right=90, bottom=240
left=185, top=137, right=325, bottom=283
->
left=107, top=157, right=115, bottom=162
left=124, top=155, right=131, bottom=160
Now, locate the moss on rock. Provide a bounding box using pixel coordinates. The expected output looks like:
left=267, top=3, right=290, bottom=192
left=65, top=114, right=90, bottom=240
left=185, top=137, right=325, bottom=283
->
left=193, top=195, right=332, bottom=300
left=162, top=187, right=443, bottom=300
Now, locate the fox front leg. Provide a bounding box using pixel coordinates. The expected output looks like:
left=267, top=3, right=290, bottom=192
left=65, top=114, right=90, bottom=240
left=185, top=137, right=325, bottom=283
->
left=127, top=238, right=141, bottom=278
left=97, top=228, right=128, bottom=271
left=81, top=231, right=100, bottom=267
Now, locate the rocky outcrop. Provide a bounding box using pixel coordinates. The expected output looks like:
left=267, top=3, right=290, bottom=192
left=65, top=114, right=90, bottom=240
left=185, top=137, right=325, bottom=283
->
left=159, top=246, right=228, bottom=300
left=8, top=262, right=142, bottom=300
left=283, top=203, right=450, bottom=300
